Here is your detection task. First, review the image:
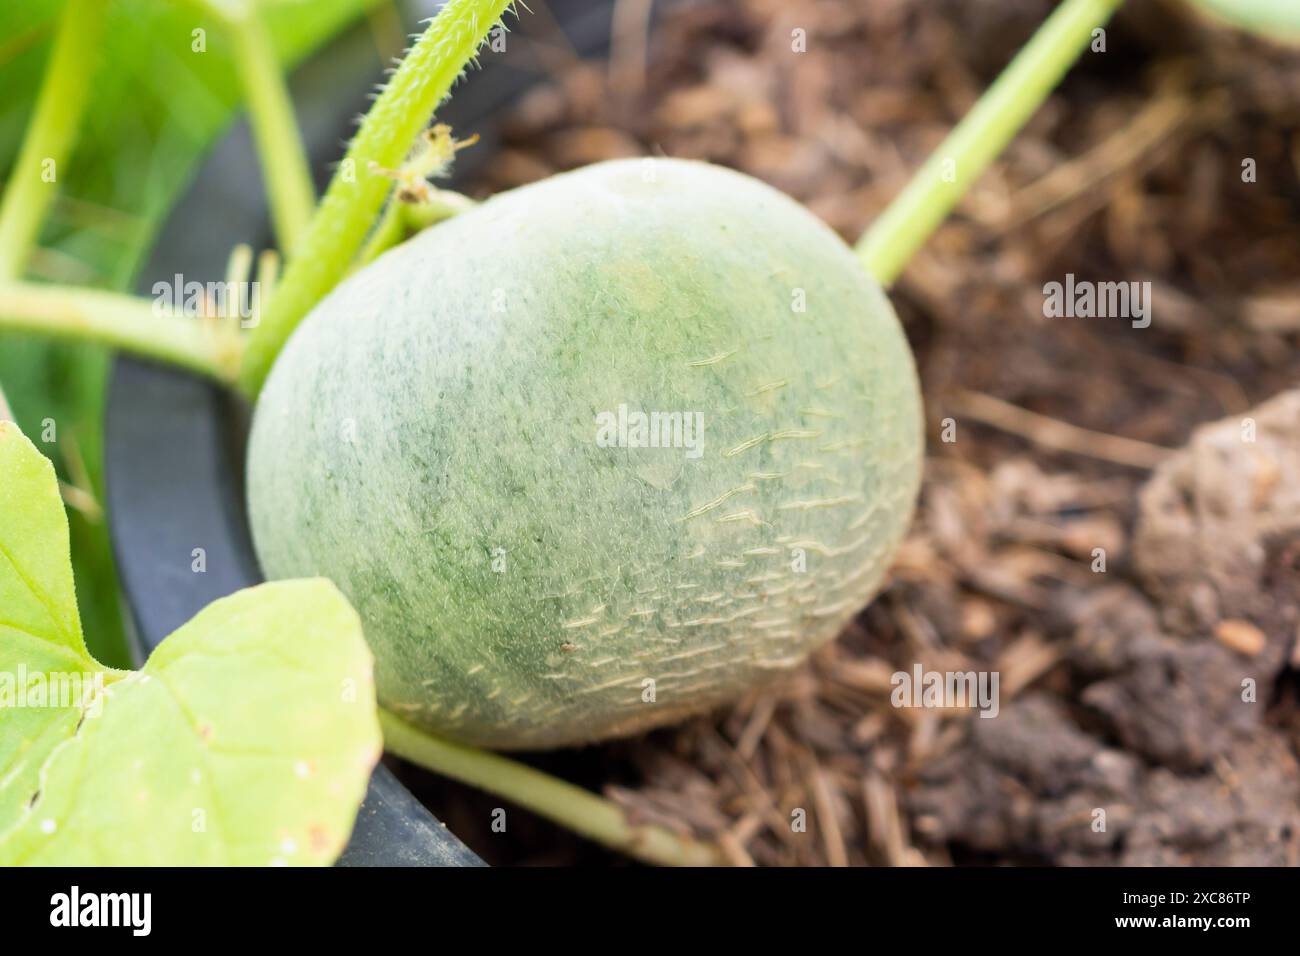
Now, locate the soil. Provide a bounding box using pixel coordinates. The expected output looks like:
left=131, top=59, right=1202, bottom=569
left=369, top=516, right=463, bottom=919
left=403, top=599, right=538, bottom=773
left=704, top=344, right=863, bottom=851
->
left=393, top=0, right=1300, bottom=865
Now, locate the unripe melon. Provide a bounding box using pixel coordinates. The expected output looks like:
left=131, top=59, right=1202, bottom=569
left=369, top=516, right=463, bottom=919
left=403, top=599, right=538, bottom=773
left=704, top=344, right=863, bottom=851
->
left=247, top=158, right=922, bottom=750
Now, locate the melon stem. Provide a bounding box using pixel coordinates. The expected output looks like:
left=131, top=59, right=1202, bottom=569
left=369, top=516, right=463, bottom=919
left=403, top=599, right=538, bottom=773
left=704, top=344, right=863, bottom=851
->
left=856, top=0, right=1125, bottom=286
left=379, top=709, right=728, bottom=867
left=356, top=189, right=478, bottom=268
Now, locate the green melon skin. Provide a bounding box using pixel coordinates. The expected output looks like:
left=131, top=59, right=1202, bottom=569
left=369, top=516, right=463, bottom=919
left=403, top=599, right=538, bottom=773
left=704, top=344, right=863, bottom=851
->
left=247, top=158, right=923, bottom=750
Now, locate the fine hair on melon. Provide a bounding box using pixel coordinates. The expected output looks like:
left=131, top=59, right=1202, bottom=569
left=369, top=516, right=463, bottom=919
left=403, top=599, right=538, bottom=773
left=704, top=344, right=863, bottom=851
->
left=247, top=157, right=923, bottom=750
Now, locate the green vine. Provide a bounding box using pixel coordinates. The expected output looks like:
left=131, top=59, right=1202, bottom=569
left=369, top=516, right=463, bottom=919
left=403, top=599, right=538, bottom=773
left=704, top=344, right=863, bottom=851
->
left=227, top=3, right=317, bottom=255
left=380, top=710, right=726, bottom=867
left=0, top=281, right=244, bottom=387
left=238, top=0, right=515, bottom=395
left=0, top=0, right=106, bottom=280
left=856, top=0, right=1124, bottom=286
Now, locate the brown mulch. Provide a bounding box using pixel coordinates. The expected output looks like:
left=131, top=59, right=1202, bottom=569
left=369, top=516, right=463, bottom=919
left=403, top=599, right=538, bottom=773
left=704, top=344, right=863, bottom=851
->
left=396, top=0, right=1300, bottom=865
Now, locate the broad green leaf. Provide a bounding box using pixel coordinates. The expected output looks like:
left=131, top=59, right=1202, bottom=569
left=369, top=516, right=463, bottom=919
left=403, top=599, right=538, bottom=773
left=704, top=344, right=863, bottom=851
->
left=1186, top=0, right=1300, bottom=42
left=0, top=423, right=381, bottom=865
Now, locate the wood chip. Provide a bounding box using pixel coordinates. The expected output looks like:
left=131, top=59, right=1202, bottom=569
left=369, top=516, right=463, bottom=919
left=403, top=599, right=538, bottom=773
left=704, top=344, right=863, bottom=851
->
left=1214, top=619, right=1267, bottom=657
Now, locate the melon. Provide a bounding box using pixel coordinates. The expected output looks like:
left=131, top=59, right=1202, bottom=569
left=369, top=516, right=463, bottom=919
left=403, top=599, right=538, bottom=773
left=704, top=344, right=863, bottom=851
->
left=247, top=158, right=923, bottom=750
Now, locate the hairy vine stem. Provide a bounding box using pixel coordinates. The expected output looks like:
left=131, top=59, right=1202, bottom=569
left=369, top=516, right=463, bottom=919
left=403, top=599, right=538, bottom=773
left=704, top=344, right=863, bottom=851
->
left=856, top=0, right=1125, bottom=286
left=238, top=0, right=515, bottom=395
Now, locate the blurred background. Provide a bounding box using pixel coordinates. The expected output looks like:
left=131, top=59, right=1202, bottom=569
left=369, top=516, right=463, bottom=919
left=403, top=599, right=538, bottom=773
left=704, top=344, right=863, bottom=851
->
left=3, top=0, right=1299, bottom=865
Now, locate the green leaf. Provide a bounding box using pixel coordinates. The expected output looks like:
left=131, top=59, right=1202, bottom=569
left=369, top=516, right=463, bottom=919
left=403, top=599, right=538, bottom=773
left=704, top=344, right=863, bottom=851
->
left=0, top=419, right=99, bottom=836
left=0, top=422, right=381, bottom=865
left=1185, top=0, right=1300, bottom=42
left=0, top=419, right=89, bottom=658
